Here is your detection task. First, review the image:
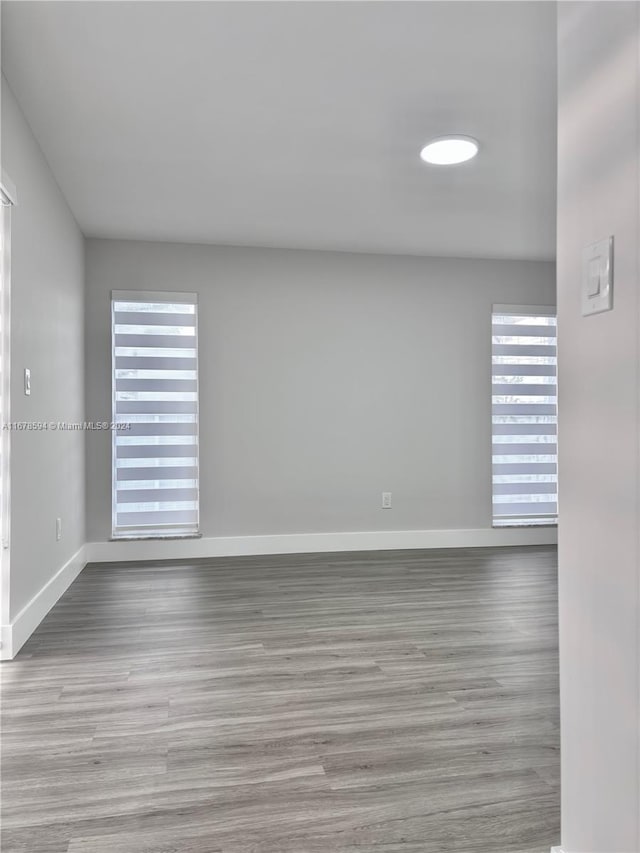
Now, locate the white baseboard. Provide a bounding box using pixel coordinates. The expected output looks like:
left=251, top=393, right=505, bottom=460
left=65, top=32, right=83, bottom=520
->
left=0, top=544, right=87, bottom=660
left=550, top=847, right=565, bottom=853
left=86, top=525, right=557, bottom=564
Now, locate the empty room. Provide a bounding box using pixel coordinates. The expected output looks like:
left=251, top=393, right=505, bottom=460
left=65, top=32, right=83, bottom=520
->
left=0, top=2, right=639, bottom=853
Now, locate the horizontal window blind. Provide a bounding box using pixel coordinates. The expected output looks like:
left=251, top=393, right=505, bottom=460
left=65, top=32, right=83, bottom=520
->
left=112, top=291, right=199, bottom=538
left=492, top=305, right=557, bottom=527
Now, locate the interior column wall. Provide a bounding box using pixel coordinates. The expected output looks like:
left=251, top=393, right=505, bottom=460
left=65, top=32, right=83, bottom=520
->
left=557, top=3, right=640, bottom=850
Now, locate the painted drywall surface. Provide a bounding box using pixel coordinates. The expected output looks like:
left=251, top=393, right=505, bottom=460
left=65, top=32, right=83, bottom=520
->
left=557, top=3, right=640, bottom=851
left=1, top=78, right=85, bottom=620
left=85, top=239, right=555, bottom=543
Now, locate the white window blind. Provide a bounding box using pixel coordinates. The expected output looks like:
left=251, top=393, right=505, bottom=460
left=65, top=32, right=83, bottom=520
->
left=491, top=305, right=557, bottom=527
left=112, top=291, right=199, bottom=538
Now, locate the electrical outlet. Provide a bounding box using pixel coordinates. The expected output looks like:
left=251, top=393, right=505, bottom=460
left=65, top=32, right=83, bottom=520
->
left=382, top=492, right=392, bottom=509
left=56, top=517, right=62, bottom=541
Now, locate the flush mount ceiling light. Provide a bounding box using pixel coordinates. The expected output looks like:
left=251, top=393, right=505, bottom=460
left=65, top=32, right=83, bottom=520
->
left=419, top=135, right=479, bottom=166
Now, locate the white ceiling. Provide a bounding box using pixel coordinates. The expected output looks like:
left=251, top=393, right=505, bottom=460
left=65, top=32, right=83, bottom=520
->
left=1, top=1, right=557, bottom=260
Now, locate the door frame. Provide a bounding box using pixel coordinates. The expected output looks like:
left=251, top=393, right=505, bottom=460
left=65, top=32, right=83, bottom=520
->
left=1, top=172, right=17, bottom=658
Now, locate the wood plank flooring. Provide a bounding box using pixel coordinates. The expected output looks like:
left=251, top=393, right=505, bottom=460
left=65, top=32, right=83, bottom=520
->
left=0, top=546, right=560, bottom=853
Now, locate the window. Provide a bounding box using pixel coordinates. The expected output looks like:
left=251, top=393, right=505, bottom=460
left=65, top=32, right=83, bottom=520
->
left=112, top=291, right=199, bottom=538
left=491, top=305, right=557, bottom=527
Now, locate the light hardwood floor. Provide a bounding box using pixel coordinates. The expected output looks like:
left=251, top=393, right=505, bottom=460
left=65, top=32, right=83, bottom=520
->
left=1, top=546, right=560, bottom=853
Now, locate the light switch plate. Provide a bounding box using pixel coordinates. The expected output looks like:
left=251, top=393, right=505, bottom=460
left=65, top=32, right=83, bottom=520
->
left=582, top=236, right=613, bottom=316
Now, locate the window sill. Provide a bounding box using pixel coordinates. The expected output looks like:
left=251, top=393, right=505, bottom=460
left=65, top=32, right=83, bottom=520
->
left=110, top=533, right=202, bottom=542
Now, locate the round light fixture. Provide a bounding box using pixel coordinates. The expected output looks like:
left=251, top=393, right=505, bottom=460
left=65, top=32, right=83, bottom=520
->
left=419, top=135, right=479, bottom=166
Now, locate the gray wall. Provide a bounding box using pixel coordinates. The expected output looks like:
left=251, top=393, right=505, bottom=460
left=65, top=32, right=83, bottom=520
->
left=557, top=3, right=640, bottom=851
left=2, top=77, right=85, bottom=619
left=86, top=239, right=555, bottom=543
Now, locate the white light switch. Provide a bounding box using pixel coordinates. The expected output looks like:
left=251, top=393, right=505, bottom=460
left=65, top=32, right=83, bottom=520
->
left=24, top=368, right=31, bottom=396
left=582, top=237, right=613, bottom=316
left=587, top=258, right=601, bottom=297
